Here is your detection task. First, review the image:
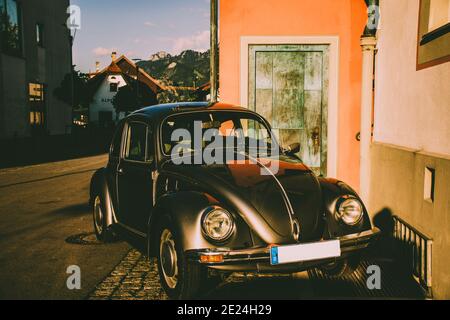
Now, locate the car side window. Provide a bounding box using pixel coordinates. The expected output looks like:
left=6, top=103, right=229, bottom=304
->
left=124, top=122, right=147, bottom=162
left=110, top=122, right=125, bottom=158
left=147, top=126, right=155, bottom=164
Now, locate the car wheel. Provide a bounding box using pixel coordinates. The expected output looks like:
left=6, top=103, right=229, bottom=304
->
left=156, top=217, right=210, bottom=300
left=320, top=256, right=361, bottom=278
left=92, top=194, right=115, bottom=242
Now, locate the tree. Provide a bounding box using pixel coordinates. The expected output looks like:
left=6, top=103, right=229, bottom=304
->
left=54, top=69, right=92, bottom=109
left=112, top=85, right=139, bottom=115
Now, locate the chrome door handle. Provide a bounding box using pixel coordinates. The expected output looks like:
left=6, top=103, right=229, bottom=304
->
left=117, top=168, right=124, bottom=175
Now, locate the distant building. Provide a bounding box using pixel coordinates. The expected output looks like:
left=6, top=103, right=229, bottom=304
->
left=196, top=82, right=211, bottom=101
left=0, top=0, right=72, bottom=138
left=87, top=53, right=163, bottom=127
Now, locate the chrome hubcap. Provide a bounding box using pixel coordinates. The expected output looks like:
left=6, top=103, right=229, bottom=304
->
left=93, top=196, right=103, bottom=234
left=160, top=229, right=178, bottom=289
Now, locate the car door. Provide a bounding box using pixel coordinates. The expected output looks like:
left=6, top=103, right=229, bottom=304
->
left=106, top=120, right=125, bottom=213
left=117, top=121, right=154, bottom=233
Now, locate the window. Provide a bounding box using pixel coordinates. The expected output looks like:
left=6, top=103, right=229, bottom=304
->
left=110, top=122, right=125, bottom=158
left=36, top=23, right=44, bottom=47
left=417, top=0, right=450, bottom=69
left=110, top=82, right=118, bottom=92
left=28, top=83, right=45, bottom=131
left=29, top=111, right=44, bottom=126
left=424, top=167, right=436, bottom=203
left=147, top=126, right=155, bottom=163
left=428, top=0, right=450, bottom=32
left=29, top=83, right=44, bottom=102
left=161, top=112, right=278, bottom=155
left=0, top=0, right=22, bottom=55
left=124, top=122, right=148, bottom=162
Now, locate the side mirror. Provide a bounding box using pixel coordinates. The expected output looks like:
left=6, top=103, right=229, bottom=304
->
left=286, top=143, right=300, bottom=155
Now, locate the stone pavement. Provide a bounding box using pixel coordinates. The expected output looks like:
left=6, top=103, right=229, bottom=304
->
left=88, top=249, right=426, bottom=300
left=88, top=250, right=168, bottom=300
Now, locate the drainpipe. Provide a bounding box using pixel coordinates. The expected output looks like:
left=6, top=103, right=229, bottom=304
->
left=210, top=0, right=219, bottom=103
left=359, top=0, right=378, bottom=207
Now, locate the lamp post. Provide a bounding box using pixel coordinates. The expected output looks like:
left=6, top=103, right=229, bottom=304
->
left=66, top=25, right=77, bottom=134
left=359, top=0, right=379, bottom=207
left=132, top=58, right=142, bottom=107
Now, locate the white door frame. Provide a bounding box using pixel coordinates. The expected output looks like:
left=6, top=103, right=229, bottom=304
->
left=240, top=36, right=340, bottom=178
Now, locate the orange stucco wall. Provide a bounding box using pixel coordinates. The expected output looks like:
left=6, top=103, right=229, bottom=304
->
left=219, top=0, right=367, bottom=190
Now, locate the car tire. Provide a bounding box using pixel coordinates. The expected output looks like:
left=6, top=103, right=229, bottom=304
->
left=92, top=193, right=115, bottom=242
left=320, top=256, right=361, bottom=278
left=156, top=216, right=211, bottom=300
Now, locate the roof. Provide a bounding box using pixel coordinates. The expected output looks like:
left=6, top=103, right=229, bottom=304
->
left=131, top=102, right=252, bottom=122
left=88, top=55, right=209, bottom=94
left=197, top=82, right=211, bottom=92
left=88, top=55, right=164, bottom=95
left=106, top=61, right=122, bottom=74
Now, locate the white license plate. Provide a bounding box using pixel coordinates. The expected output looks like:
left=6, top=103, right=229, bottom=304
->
left=270, top=240, right=341, bottom=265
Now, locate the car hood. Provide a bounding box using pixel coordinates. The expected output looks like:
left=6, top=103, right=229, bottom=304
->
left=161, top=154, right=323, bottom=243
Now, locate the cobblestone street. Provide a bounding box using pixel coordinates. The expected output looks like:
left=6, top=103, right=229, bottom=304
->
left=88, top=249, right=426, bottom=300
left=88, top=250, right=168, bottom=300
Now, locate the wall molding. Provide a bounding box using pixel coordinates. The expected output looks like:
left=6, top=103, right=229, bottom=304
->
left=372, top=141, right=450, bottom=161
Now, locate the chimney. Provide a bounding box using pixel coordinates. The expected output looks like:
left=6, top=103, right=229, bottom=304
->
left=111, top=51, right=117, bottom=61
left=95, top=61, right=100, bottom=72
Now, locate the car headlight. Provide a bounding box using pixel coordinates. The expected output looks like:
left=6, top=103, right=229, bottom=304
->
left=201, top=206, right=234, bottom=242
left=336, top=197, right=363, bottom=226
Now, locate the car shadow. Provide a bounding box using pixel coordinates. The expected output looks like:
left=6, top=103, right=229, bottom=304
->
left=49, top=203, right=90, bottom=216
left=204, top=275, right=316, bottom=300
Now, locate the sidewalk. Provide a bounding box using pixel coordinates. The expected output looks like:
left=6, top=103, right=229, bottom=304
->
left=0, top=127, right=114, bottom=169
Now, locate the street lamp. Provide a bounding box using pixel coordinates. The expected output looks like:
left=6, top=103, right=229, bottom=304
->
left=132, top=58, right=142, bottom=107
left=62, top=21, right=78, bottom=133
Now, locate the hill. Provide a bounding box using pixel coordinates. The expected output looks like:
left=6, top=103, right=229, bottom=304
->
left=137, top=50, right=210, bottom=88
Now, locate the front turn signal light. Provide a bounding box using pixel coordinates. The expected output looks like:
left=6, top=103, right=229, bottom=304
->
left=200, top=254, right=224, bottom=263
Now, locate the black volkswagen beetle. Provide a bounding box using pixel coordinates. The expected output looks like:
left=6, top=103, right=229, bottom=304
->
left=90, top=102, right=380, bottom=299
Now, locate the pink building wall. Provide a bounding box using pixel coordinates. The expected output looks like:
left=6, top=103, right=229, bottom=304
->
left=219, top=0, right=367, bottom=189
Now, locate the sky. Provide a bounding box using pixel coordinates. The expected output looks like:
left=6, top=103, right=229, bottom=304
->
left=70, top=0, right=210, bottom=73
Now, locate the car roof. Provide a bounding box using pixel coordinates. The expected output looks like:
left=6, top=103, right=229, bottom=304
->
left=131, top=102, right=253, bottom=123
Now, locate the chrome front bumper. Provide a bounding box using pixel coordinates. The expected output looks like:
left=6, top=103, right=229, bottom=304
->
left=186, top=228, right=381, bottom=272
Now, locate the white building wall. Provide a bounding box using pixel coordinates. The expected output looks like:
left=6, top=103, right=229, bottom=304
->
left=374, top=0, right=450, bottom=157
left=89, top=75, right=127, bottom=123
left=370, top=0, right=450, bottom=299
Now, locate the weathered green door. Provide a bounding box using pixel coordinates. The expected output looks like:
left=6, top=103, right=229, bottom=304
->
left=249, top=45, right=329, bottom=176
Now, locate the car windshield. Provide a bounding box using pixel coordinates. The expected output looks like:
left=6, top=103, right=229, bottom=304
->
left=161, top=111, right=280, bottom=157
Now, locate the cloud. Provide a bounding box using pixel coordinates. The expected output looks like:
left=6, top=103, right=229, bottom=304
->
left=144, top=21, right=157, bottom=27
left=92, top=47, right=115, bottom=57
left=172, top=30, right=209, bottom=54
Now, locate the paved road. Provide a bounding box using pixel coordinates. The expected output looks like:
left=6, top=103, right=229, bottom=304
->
left=0, top=155, right=130, bottom=300
left=88, top=249, right=425, bottom=300
left=0, top=155, right=424, bottom=300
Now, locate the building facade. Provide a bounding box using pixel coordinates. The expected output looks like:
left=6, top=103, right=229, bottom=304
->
left=0, top=0, right=72, bottom=138
left=219, top=0, right=367, bottom=189
left=88, top=54, right=161, bottom=127
left=369, top=0, right=450, bottom=299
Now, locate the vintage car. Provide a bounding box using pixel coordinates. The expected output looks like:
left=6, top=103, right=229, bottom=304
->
left=90, top=102, right=380, bottom=299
